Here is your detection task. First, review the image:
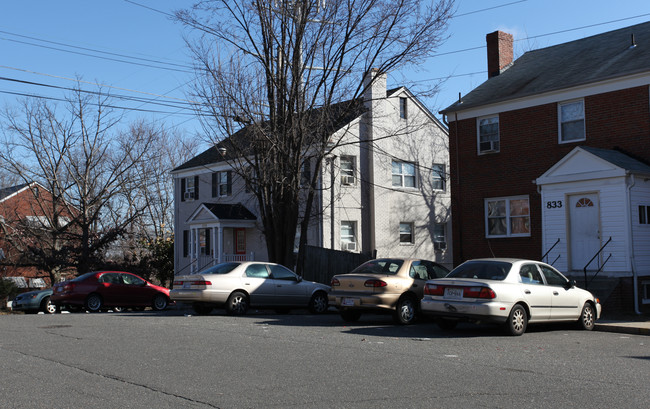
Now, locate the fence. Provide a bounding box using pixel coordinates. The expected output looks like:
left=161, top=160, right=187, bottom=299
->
left=301, top=245, right=375, bottom=284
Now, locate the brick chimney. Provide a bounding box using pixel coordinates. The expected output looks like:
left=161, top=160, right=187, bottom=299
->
left=486, top=31, right=513, bottom=78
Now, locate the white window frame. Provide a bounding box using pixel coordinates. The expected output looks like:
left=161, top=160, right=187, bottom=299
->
left=558, top=99, right=585, bottom=143
left=485, top=196, right=531, bottom=238
left=340, top=156, right=356, bottom=186
left=217, top=171, right=230, bottom=197
left=399, top=97, right=408, bottom=120
left=392, top=161, right=416, bottom=188
left=340, top=221, right=357, bottom=251
left=432, top=163, right=446, bottom=191
left=399, top=222, right=414, bottom=244
left=184, top=177, right=195, bottom=200
left=477, top=115, right=500, bottom=154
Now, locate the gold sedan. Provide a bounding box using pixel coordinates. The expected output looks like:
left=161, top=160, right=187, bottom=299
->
left=329, top=258, right=449, bottom=324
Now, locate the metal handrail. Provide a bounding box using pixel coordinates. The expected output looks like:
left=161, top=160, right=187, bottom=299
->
left=583, top=236, right=612, bottom=289
left=541, top=238, right=561, bottom=263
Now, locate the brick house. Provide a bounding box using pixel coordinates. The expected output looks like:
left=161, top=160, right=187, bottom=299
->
left=0, top=182, right=77, bottom=288
left=440, top=21, right=650, bottom=313
left=171, top=70, right=451, bottom=276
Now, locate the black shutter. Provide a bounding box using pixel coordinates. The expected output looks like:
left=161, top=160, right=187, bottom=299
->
left=183, top=230, right=189, bottom=257
left=180, top=178, right=186, bottom=202
left=194, top=175, right=199, bottom=199
left=212, top=172, right=217, bottom=197
left=227, top=171, right=232, bottom=196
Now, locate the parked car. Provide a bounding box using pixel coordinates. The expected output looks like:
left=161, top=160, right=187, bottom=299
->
left=328, top=258, right=450, bottom=324
left=11, top=288, right=56, bottom=314
left=51, top=271, right=171, bottom=312
left=420, top=258, right=602, bottom=336
left=170, top=261, right=330, bottom=316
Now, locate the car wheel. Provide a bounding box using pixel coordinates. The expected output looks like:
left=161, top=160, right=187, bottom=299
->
left=152, top=294, right=169, bottom=311
left=308, top=291, right=328, bottom=314
left=577, top=302, right=595, bottom=331
left=505, top=304, right=527, bottom=336
left=340, top=310, right=361, bottom=322
left=41, top=296, right=57, bottom=314
left=85, top=294, right=103, bottom=313
left=437, top=318, right=458, bottom=330
left=192, top=303, right=214, bottom=315
left=393, top=296, right=417, bottom=325
left=226, top=291, right=249, bottom=316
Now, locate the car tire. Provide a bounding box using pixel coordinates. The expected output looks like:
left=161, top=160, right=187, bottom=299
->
left=505, top=304, right=527, bottom=336
left=226, top=291, right=249, bottom=316
left=437, top=318, right=458, bottom=330
left=85, top=294, right=103, bottom=313
left=393, top=295, right=417, bottom=325
left=152, top=294, right=169, bottom=311
left=308, top=291, right=329, bottom=314
left=340, top=310, right=361, bottom=322
left=577, top=302, right=595, bottom=331
left=41, top=296, right=57, bottom=314
left=192, top=303, right=214, bottom=315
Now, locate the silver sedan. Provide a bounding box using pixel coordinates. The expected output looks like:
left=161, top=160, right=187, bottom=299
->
left=170, top=261, right=330, bottom=316
left=420, top=258, right=602, bottom=335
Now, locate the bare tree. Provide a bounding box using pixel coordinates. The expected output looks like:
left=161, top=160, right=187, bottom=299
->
left=0, top=86, right=160, bottom=282
left=176, top=0, right=454, bottom=270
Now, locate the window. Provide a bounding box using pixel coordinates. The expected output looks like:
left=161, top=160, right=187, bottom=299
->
left=121, top=273, right=145, bottom=286
left=399, top=97, right=408, bottom=119
left=433, top=223, right=446, bottom=250
left=340, top=156, right=356, bottom=185
left=181, top=176, right=199, bottom=201
left=559, top=100, right=585, bottom=142
left=485, top=196, right=530, bottom=237
left=399, top=222, right=414, bottom=244
left=432, top=164, right=446, bottom=191
left=478, top=115, right=499, bottom=153
left=639, top=205, right=650, bottom=224
left=340, top=221, right=357, bottom=251
left=183, top=230, right=189, bottom=258
left=245, top=264, right=270, bottom=278
left=539, top=264, right=568, bottom=286
left=301, top=158, right=311, bottom=186
left=409, top=260, right=448, bottom=280
left=392, top=161, right=416, bottom=188
left=212, top=171, right=231, bottom=197
left=98, top=273, right=121, bottom=284
left=269, top=265, right=298, bottom=281
left=519, top=264, right=543, bottom=284
left=25, top=216, right=50, bottom=229
left=199, top=228, right=211, bottom=255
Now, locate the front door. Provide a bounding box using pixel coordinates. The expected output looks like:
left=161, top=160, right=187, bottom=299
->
left=569, top=193, right=600, bottom=271
left=234, top=228, right=246, bottom=255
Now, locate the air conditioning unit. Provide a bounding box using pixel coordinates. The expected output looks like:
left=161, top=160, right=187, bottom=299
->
left=184, top=191, right=195, bottom=200
left=341, top=241, right=357, bottom=251
left=341, top=175, right=355, bottom=185
left=434, top=241, right=447, bottom=251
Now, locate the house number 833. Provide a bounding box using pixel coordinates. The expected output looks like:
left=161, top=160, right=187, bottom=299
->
left=546, top=201, right=562, bottom=209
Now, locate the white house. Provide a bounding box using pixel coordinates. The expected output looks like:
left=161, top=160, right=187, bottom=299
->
left=171, top=70, right=451, bottom=276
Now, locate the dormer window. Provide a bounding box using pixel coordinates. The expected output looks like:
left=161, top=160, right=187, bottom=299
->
left=478, top=115, right=499, bottom=154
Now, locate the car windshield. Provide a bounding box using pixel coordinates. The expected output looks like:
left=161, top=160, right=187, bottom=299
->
left=198, top=262, right=241, bottom=275
left=447, top=261, right=512, bottom=281
left=351, top=259, right=404, bottom=275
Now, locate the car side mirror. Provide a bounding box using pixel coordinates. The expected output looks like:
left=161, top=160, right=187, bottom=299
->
left=296, top=276, right=303, bottom=283
left=566, top=280, right=576, bottom=289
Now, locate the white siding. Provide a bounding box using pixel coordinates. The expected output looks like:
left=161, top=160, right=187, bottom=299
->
left=630, top=177, right=650, bottom=274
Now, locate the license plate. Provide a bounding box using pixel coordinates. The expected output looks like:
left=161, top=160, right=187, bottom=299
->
left=183, top=282, right=192, bottom=289
left=444, top=287, right=463, bottom=300
left=341, top=297, right=356, bottom=306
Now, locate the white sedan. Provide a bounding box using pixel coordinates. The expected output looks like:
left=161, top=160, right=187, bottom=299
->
left=170, top=261, right=330, bottom=316
left=420, top=258, right=601, bottom=336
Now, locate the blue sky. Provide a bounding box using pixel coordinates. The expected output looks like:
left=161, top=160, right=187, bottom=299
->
left=2, top=0, right=650, bottom=144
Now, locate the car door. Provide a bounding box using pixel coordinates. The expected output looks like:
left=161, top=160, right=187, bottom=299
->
left=243, top=264, right=276, bottom=305
left=518, top=264, right=552, bottom=321
left=97, top=273, right=124, bottom=306
left=268, top=264, right=308, bottom=306
left=120, top=273, right=150, bottom=306
left=538, top=264, right=582, bottom=320
left=408, top=260, right=440, bottom=298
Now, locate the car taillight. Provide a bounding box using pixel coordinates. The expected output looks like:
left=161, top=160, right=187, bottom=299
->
left=364, top=279, right=387, bottom=287
left=331, top=278, right=340, bottom=286
left=424, top=283, right=444, bottom=296
left=63, top=283, right=75, bottom=293
left=464, top=286, right=496, bottom=299
left=173, top=281, right=183, bottom=286
left=193, top=280, right=212, bottom=286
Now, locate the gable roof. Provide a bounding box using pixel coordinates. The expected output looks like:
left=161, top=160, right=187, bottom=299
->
left=0, top=182, right=30, bottom=202
left=203, top=203, right=257, bottom=220
left=442, top=21, right=650, bottom=114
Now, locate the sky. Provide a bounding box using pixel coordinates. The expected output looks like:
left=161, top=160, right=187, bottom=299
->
left=2, top=0, right=650, bottom=147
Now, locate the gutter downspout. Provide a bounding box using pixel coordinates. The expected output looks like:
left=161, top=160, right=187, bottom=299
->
left=626, top=174, right=641, bottom=314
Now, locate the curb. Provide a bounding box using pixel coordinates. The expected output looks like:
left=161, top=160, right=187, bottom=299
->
left=594, top=323, right=650, bottom=336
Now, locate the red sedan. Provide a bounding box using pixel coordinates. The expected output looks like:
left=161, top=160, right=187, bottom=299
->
left=51, top=271, right=171, bottom=312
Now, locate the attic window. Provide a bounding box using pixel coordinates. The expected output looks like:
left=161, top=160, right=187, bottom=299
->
left=559, top=100, right=585, bottom=143
left=399, top=97, right=408, bottom=119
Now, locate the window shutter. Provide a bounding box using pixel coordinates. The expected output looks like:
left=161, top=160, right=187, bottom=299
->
left=212, top=172, right=217, bottom=197
left=183, top=230, right=189, bottom=257
left=180, top=178, right=186, bottom=202
left=194, top=176, right=199, bottom=199
left=227, top=171, right=232, bottom=196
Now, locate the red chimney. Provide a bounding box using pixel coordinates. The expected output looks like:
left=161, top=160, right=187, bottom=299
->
left=486, top=31, right=513, bottom=78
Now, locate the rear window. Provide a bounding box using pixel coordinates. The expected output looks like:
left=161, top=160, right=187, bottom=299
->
left=351, top=259, right=404, bottom=275
left=447, top=261, right=511, bottom=281
left=199, top=262, right=240, bottom=275
left=71, top=272, right=97, bottom=282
